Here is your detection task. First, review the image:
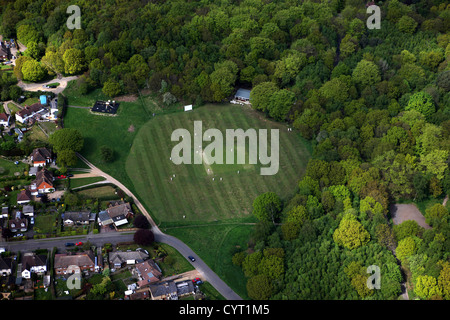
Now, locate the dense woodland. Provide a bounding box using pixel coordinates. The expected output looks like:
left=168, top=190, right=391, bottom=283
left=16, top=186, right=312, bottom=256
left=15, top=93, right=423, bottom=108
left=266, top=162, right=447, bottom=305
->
left=0, top=0, right=449, bottom=300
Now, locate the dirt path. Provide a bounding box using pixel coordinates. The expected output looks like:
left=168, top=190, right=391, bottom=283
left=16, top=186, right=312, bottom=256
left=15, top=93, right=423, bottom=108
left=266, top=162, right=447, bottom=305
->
left=390, top=202, right=434, bottom=300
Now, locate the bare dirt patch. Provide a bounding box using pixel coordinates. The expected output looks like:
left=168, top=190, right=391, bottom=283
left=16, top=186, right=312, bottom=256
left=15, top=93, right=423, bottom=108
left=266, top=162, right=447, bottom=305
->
left=390, top=203, right=431, bottom=229
left=114, top=94, right=138, bottom=102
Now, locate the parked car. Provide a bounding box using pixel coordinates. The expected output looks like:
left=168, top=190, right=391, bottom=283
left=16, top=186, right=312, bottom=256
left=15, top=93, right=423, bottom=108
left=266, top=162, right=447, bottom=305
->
left=75, top=242, right=83, bottom=246
left=188, top=255, right=196, bottom=262
left=67, top=174, right=74, bottom=177
left=65, top=243, right=75, bottom=247
left=30, top=217, right=34, bottom=224
left=192, top=278, right=201, bottom=283
left=57, top=175, right=67, bottom=179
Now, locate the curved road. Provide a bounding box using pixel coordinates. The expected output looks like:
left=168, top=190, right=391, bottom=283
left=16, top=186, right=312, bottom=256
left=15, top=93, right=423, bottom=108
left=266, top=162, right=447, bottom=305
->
left=75, top=153, right=242, bottom=300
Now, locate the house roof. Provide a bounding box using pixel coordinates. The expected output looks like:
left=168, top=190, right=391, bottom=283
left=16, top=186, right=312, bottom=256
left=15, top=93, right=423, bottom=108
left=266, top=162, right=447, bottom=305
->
left=22, top=205, right=34, bottom=213
left=0, top=113, right=8, bottom=122
left=149, top=281, right=177, bottom=298
left=98, top=210, right=113, bottom=224
left=63, top=211, right=91, bottom=223
left=0, top=257, right=12, bottom=270
left=32, top=168, right=53, bottom=189
left=235, top=88, right=251, bottom=100
left=17, top=189, right=32, bottom=202
left=107, top=202, right=132, bottom=218
left=17, top=103, right=44, bottom=118
left=22, top=253, right=47, bottom=270
left=54, top=251, right=95, bottom=269
left=108, top=251, right=149, bottom=266
left=30, top=148, right=51, bottom=162
left=136, top=260, right=162, bottom=287
left=9, top=218, right=27, bottom=230
left=0, top=46, right=8, bottom=57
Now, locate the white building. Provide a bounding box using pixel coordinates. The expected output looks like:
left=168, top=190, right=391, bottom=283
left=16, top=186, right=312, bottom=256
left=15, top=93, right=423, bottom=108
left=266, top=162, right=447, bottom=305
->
left=21, top=253, right=47, bottom=279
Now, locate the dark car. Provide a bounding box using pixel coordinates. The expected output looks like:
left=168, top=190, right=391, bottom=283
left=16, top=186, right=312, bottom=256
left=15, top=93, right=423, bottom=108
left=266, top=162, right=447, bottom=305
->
left=188, top=255, right=196, bottom=262
left=65, top=243, right=75, bottom=247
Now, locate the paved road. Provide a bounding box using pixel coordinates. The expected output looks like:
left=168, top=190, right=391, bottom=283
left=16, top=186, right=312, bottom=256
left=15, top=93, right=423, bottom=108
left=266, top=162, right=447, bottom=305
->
left=74, top=153, right=242, bottom=300
left=2, top=231, right=135, bottom=252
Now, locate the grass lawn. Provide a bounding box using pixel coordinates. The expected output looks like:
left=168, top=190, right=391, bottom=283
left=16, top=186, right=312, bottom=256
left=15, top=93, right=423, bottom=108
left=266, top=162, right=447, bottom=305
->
left=23, top=97, right=39, bottom=106
left=26, top=123, right=49, bottom=142
left=64, top=86, right=311, bottom=299
left=63, top=81, right=109, bottom=107
left=164, top=221, right=253, bottom=299
left=198, top=282, right=226, bottom=300
left=34, top=214, right=57, bottom=234
left=6, top=102, right=21, bottom=113
left=63, top=98, right=150, bottom=192
left=39, top=121, right=59, bottom=135
left=126, top=104, right=311, bottom=224
left=0, top=157, right=27, bottom=177
left=75, top=185, right=120, bottom=200
left=69, top=176, right=106, bottom=189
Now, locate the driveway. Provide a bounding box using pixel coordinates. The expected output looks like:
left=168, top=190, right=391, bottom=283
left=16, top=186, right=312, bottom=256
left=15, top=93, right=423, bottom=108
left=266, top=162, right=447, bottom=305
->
left=75, top=153, right=243, bottom=300
left=17, top=76, right=79, bottom=95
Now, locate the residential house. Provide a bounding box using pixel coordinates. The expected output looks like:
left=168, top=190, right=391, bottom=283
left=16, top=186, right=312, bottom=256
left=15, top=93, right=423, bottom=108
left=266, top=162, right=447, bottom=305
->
left=0, top=113, right=10, bottom=128
left=127, top=290, right=151, bottom=300
left=98, top=202, right=133, bottom=228
left=149, top=280, right=195, bottom=300
left=8, top=212, right=27, bottom=233
left=21, top=253, right=47, bottom=279
left=149, top=281, right=177, bottom=300
left=0, top=257, right=12, bottom=276
left=62, top=211, right=91, bottom=226
left=0, top=45, right=8, bottom=61
left=15, top=103, right=45, bottom=124
left=16, top=189, right=32, bottom=204
left=108, top=251, right=149, bottom=269
left=30, top=168, right=54, bottom=195
left=54, top=251, right=97, bottom=275
left=30, top=148, right=52, bottom=167
left=134, top=259, right=162, bottom=288
left=22, top=205, right=34, bottom=217
left=231, top=88, right=251, bottom=105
